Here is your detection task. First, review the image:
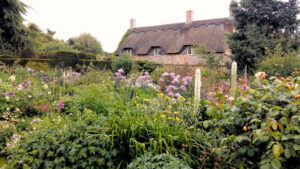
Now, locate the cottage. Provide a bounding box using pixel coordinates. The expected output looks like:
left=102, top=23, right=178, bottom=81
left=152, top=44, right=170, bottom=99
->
left=115, top=10, right=234, bottom=65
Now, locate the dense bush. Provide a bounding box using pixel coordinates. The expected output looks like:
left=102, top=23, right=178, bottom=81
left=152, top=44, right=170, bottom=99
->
left=19, top=48, right=37, bottom=58
left=256, top=54, right=300, bottom=77
left=6, top=111, right=119, bottom=169
left=78, top=52, right=96, bottom=60
left=112, top=53, right=133, bottom=75
left=127, top=153, right=191, bottom=169
left=48, top=50, right=79, bottom=68
left=25, top=61, right=50, bottom=71
left=135, top=59, right=162, bottom=73
left=201, top=76, right=300, bottom=169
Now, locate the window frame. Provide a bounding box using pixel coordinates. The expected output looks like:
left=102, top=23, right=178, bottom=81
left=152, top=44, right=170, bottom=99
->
left=124, top=48, right=133, bottom=55
left=154, top=47, right=163, bottom=56
left=187, top=46, right=194, bottom=55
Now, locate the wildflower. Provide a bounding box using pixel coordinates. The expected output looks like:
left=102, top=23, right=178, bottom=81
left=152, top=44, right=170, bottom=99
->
left=285, top=82, right=298, bottom=90
left=33, top=127, right=37, bottom=130
left=143, top=99, right=150, bottom=102
left=174, top=93, right=181, bottom=98
left=255, top=72, right=267, bottom=79
left=159, top=78, right=164, bottom=82
left=169, top=72, right=175, bottom=79
left=161, top=114, right=166, bottom=118
left=162, top=72, right=169, bottom=77
left=168, top=117, right=172, bottom=120
left=182, top=75, right=192, bottom=85
left=8, top=75, right=16, bottom=81
left=48, top=91, right=51, bottom=95
left=295, top=94, right=300, bottom=99
left=186, top=101, right=191, bottom=105
left=172, top=101, right=177, bottom=105
left=180, top=85, right=187, bottom=91
left=174, top=111, right=178, bottom=115
left=167, top=105, right=172, bottom=109
left=164, top=110, right=171, bottom=114
left=175, top=117, right=180, bottom=121
left=44, top=84, right=48, bottom=89
left=52, top=119, right=56, bottom=122
left=136, top=103, right=141, bottom=106
left=179, top=96, right=186, bottom=102
left=227, top=97, right=235, bottom=101
left=5, top=96, right=10, bottom=100
left=165, top=96, right=172, bottom=101
left=158, top=93, right=164, bottom=97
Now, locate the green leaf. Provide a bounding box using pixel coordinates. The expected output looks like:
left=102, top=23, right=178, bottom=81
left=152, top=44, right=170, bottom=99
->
left=203, top=121, right=209, bottom=129
left=293, top=144, right=300, bottom=151
left=250, top=118, right=261, bottom=123
left=271, top=159, right=281, bottom=169
left=260, top=163, right=271, bottom=169
left=284, top=149, right=292, bottom=158
left=272, top=144, right=283, bottom=158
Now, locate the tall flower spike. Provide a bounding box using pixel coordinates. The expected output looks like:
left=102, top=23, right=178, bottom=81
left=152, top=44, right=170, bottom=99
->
left=230, top=61, right=237, bottom=96
left=194, top=68, right=201, bottom=107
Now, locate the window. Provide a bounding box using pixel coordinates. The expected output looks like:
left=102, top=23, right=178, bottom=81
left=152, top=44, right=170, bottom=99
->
left=154, top=48, right=163, bottom=56
left=187, top=46, right=193, bottom=55
left=124, top=49, right=132, bottom=55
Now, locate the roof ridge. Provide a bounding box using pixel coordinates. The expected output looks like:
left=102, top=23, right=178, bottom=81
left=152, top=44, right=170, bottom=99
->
left=131, top=17, right=232, bottom=31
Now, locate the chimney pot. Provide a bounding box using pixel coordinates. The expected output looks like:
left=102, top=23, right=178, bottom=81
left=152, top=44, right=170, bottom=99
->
left=186, top=10, right=194, bottom=23
left=130, top=19, right=136, bottom=29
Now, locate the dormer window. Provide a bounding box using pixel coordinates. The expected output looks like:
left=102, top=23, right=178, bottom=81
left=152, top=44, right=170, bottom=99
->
left=154, top=48, right=163, bottom=56
left=187, top=46, right=194, bottom=55
left=124, top=48, right=133, bottom=55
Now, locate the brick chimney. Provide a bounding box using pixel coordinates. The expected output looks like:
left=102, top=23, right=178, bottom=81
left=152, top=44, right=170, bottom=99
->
left=130, top=19, right=136, bottom=29
left=186, top=10, right=194, bottom=23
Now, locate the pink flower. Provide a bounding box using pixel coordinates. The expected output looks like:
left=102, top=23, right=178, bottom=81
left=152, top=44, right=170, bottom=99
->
left=174, top=93, right=181, bottom=98
left=162, top=72, right=169, bottom=77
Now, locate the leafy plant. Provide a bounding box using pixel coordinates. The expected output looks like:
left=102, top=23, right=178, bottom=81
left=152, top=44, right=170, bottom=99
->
left=112, top=53, right=133, bottom=75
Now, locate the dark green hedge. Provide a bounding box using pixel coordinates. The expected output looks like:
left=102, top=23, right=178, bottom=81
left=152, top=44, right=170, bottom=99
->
left=135, top=59, right=162, bottom=73
left=78, top=52, right=96, bottom=60
left=48, top=50, right=79, bottom=68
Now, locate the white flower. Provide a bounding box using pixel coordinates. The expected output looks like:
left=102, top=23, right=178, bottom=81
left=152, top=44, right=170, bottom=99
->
left=8, top=75, right=16, bottom=81
left=48, top=91, right=51, bottom=95
left=255, top=72, right=267, bottom=79
left=28, top=95, right=32, bottom=98
left=33, top=127, right=37, bottom=130
left=228, top=97, right=235, bottom=101
left=0, top=78, right=2, bottom=83
left=5, top=96, right=10, bottom=100
left=6, top=108, right=10, bottom=111
left=44, top=84, right=48, bottom=89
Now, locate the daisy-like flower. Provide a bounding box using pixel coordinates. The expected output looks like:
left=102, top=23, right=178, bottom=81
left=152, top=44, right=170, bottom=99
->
left=44, top=84, right=48, bottom=89
left=255, top=72, right=267, bottom=79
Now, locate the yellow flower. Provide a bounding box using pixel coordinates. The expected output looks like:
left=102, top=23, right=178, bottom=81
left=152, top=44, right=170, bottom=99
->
left=165, top=96, right=172, bottom=101
left=144, top=115, right=148, bottom=119
left=186, top=101, right=191, bottom=105
left=164, top=110, right=170, bottom=114
left=161, top=114, right=166, bottom=118
left=167, top=105, right=172, bottom=109
left=158, top=93, right=164, bottom=97
left=172, top=101, right=177, bottom=105
left=143, top=99, right=150, bottom=102
left=173, top=111, right=178, bottom=115
left=168, top=117, right=173, bottom=120
left=179, top=97, right=186, bottom=102
left=136, top=103, right=141, bottom=106
left=175, top=117, right=180, bottom=121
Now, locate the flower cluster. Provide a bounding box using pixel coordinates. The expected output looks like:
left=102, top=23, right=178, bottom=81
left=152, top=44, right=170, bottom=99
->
left=255, top=72, right=267, bottom=79
left=159, top=72, right=192, bottom=98
left=136, top=72, right=151, bottom=88
left=114, top=69, right=126, bottom=80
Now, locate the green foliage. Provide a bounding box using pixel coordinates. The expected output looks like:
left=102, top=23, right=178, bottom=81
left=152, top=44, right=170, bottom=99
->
left=25, top=61, right=50, bottom=71
left=112, top=53, right=133, bottom=75
left=256, top=46, right=300, bottom=77
left=19, top=48, right=38, bottom=58
left=68, top=33, right=104, bottom=54
left=78, top=52, right=96, bottom=60
left=127, top=153, right=192, bottom=169
left=202, top=77, right=300, bottom=168
left=0, top=123, right=15, bottom=156
left=0, top=0, right=29, bottom=54
left=6, top=112, right=119, bottom=169
left=118, top=29, right=131, bottom=47
left=228, top=0, right=300, bottom=72
left=135, top=59, right=162, bottom=73
left=48, top=50, right=79, bottom=68
left=194, top=44, right=223, bottom=69
left=42, top=40, right=74, bottom=55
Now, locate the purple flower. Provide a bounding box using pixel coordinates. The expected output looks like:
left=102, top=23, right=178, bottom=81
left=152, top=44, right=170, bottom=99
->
left=180, top=85, right=186, bottom=91
left=5, top=91, right=14, bottom=97
left=117, top=68, right=124, bottom=74
left=60, top=100, right=64, bottom=109
left=174, top=93, right=181, bottom=98
left=169, top=73, right=175, bottom=79
left=162, top=72, right=169, bottom=77
left=159, top=78, right=164, bottom=82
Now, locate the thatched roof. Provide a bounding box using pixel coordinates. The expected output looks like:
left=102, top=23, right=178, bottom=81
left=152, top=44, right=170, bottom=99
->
left=116, top=17, right=233, bottom=55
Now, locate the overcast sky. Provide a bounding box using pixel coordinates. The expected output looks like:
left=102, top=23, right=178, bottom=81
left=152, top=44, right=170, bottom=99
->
left=21, top=0, right=237, bottom=52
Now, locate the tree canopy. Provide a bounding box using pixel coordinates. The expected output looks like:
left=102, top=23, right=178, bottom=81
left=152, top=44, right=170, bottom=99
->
left=227, top=0, right=300, bottom=72
left=0, top=0, right=30, bottom=54
left=68, top=33, right=104, bottom=55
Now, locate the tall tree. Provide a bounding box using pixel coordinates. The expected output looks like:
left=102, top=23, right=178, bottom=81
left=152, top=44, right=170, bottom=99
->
left=68, top=33, right=104, bottom=54
left=0, top=0, right=29, bottom=54
left=227, top=0, right=299, bottom=72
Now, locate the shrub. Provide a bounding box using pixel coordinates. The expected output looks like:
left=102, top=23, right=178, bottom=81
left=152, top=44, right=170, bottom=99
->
left=201, top=76, right=300, bottom=169
left=48, top=50, right=79, bottom=68
left=78, top=52, right=96, bottom=60
left=127, top=153, right=192, bottom=169
left=19, top=48, right=37, bottom=58
left=256, top=46, right=300, bottom=77
left=112, top=53, right=133, bottom=75
left=0, top=122, right=15, bottom=156
left=25, top=61, right=50, bottom=71
left=6, top=111, right=119, bottom=169
left=135, top=59, right=162, bottom=73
